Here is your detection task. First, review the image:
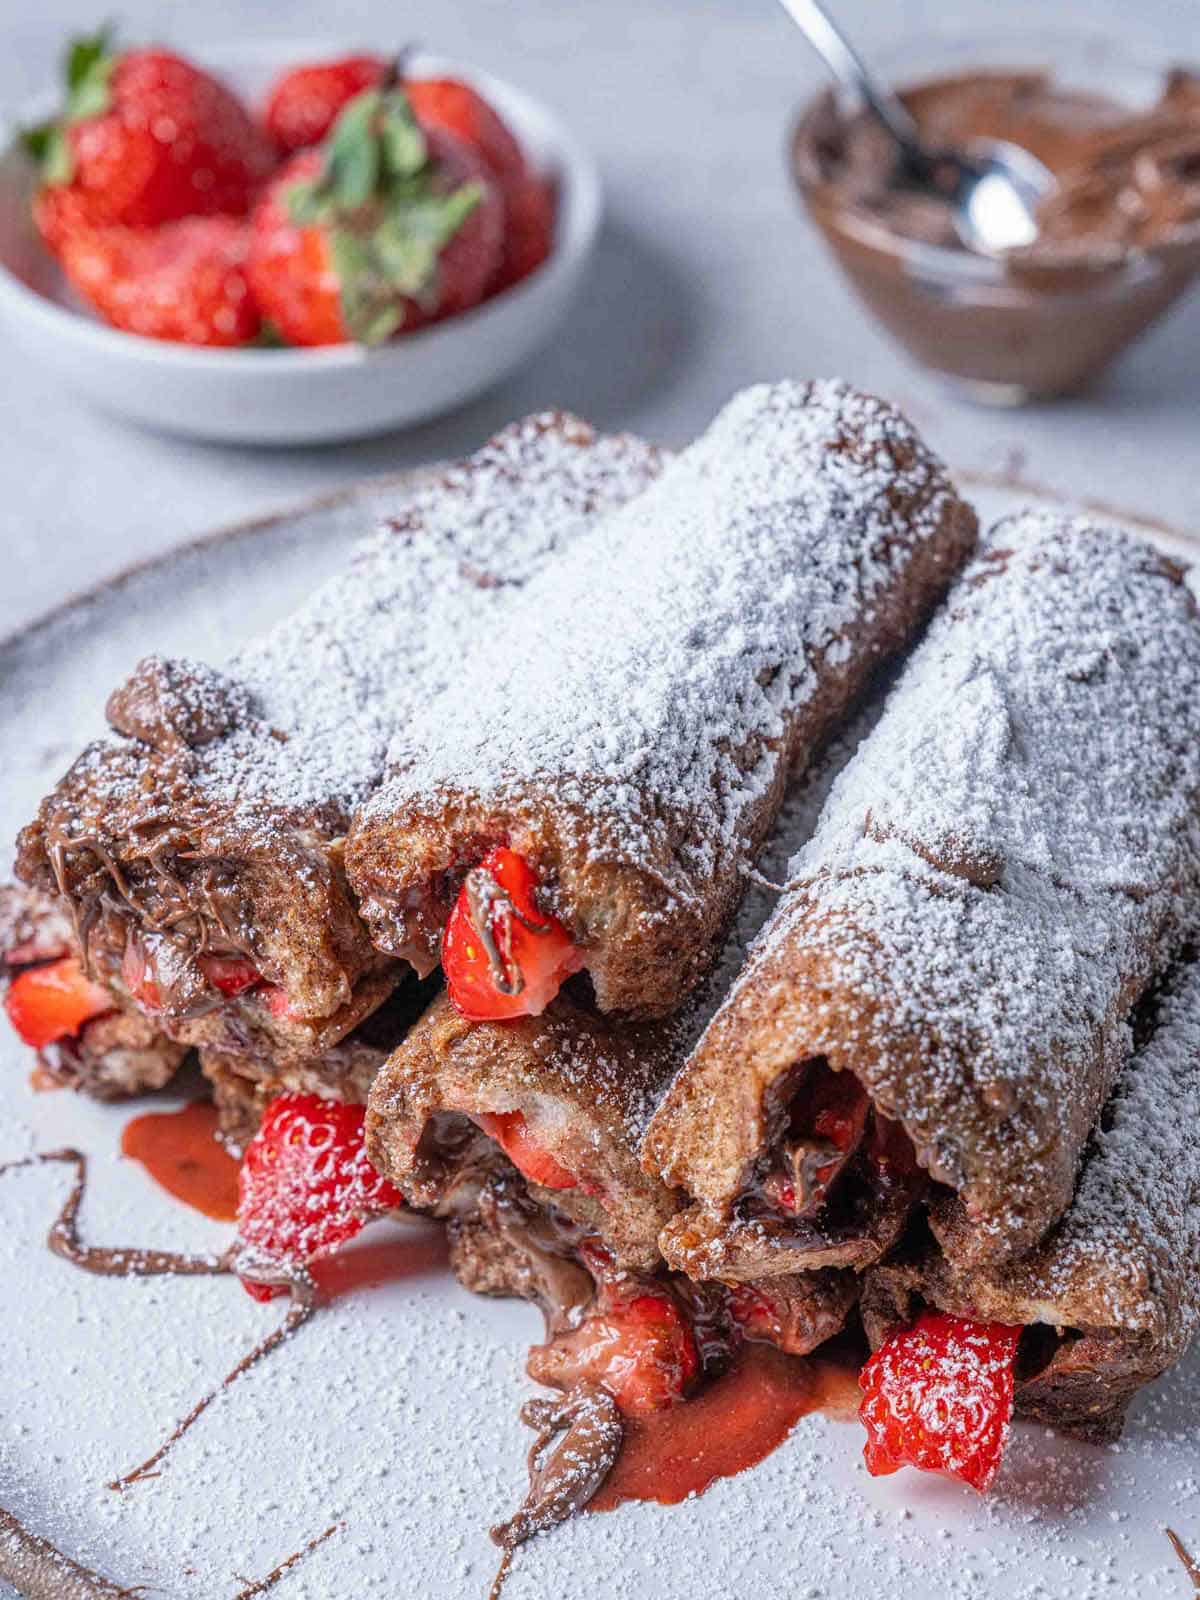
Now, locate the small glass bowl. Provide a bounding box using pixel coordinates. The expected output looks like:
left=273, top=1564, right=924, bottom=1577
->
left=789, top=30, right=1200, bottom=404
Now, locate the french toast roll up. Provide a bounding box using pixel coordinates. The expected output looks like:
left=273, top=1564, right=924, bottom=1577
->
left=1, top=882, right=186, bottom=1099
left=14, top=416, right=663, bottom=1059
left=346, top=379, right=977, bottom=1021
left=861, top=960, right=1200, bottom=1444
left=366, top=697, right=889, bottom=1276
left=365, top=990, right=680, bottom=1270
left=646, top=512, right=1200, bottom=1280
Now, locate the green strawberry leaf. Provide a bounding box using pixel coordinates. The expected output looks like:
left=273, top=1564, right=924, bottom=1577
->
left=286, top=86, right=486, bottom=346
left=65, top=26, right=114, bottom=93
left=378, top=98, right=428, bottom=181
left=330, top=227, right=402, bottom=345
left=29, top=25, right=117, bottom=186
left=371, top=182, right=483, bottom=303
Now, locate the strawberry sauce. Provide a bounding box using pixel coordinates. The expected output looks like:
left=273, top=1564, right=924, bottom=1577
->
left=121, top=1100, right=240, bottom=1221
left=590, top=1342, right=860, bottom=1511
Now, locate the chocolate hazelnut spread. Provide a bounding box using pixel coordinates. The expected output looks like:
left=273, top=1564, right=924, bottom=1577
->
left=794, top=67, right=1200, bottom=396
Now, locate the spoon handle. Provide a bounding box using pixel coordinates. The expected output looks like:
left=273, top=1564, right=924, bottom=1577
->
left=775, top=0, right=921, bottom=157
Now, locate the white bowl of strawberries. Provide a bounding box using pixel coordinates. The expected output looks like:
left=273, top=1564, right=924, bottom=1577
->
left=0, top=35, right=601, bottom=443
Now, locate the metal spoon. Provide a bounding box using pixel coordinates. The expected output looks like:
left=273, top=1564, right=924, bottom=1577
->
left=777, top=0, right=1052, bottom=252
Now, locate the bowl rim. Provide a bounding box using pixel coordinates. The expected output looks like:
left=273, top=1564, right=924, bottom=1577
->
left=0, top=44, right=603, bottom=370
left=787, top=39, right=1200, bottom=282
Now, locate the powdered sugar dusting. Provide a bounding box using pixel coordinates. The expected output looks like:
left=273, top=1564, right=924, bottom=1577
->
left=368, top=380, right=966, bottom=887
left=710, top=510, right=1200, bottom=1249
left=61, top=417, right=664, bottom=831
left=997, top=959, right=1200, bottom=1345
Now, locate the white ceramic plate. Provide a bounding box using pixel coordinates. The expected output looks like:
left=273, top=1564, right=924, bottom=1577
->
left=0, top=47, right=602, bottom=445
left=1, top=475, right=1198, bottom=1600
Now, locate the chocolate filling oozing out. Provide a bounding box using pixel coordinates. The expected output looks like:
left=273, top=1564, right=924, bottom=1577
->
left=199, top=973, right=443, bottom=1152
left=364, top=984, right=682, bottom=1272
left=0, top=882, right=185, bottom=1099
left=451, top=1169, right=859, bottom=1553
left=720, top=1058, right=926, bottom=1279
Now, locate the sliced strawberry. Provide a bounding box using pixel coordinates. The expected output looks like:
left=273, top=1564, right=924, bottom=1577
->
left=121, top=941, right=161, bottom=1011
left=859, top=1312, right=1021, bottom=1492
left=236, top=1093, right=403, bottom=1299
left=4, top=957, right=114, bottom=1048
left=200, top=955, right=263, bottom=998
left=262, top=54, right=388, bottom=154
left=532, top=1289, right=699, bottom=1416
left=442, top=847, right=584, bottom=1021
left=476, top=1110, right=578, bottom=1191
left=261, top=984, right=301, bottom=1022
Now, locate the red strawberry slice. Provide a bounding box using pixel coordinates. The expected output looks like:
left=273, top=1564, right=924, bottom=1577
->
left=442, top=847, right=584, bottom=1021
left=475, top=1110, right=578, bottom=1191
left=261, top=984, right=302, bottom=1022
left=532, top=1289, right=700, bottom=1416
left=859, top=1312, right=1021, bottom=1492
left=120, top=941, right=161, bottom=1011
left=263, top=54, right=388, bottom=153
left=236, top=1093, right=404, bottom=1300
left=200, top=955, right=263, bottom=998
left=4, top=957, right=114, bottom=1048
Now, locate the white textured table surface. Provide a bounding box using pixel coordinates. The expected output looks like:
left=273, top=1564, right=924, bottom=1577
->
left=1, top=0, right=1198, bottom=639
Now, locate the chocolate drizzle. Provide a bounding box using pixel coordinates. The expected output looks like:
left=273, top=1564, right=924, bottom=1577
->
left=231, top=1521, right=344, bottom=1598
left=463, top=868, right=551, bottom=997
left=108, top=1261, right=316, bottom=1491
left=0, top=1149, right=232, bottom=1279
left=0, top=1149, right=318, bottom=1494
left=489, top=1386, right=623, bottom=1576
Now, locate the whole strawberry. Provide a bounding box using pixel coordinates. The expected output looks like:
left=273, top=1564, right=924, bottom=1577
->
left=405, top=77, right=526, bottom=186
left=25, top=29, right=275, bottom=238
left=263, top=53, right=389, bottom=154
left=236, top=1093, right=404, bottom=1300
left=494, top=173, right=556, bottom=291
left=247, top=85, right=504, bottom=346
left=56, top=214, right=260, bottom=346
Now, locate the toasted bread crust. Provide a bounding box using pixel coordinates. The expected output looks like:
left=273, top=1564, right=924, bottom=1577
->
left=647, top=516, right=1200, bottom=1273
left=366, top=992, right=680, bottom=1270
left=347, top=381, right=977, bottom=1018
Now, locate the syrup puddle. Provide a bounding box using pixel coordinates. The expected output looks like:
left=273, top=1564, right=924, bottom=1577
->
left=121, top=1100, right=240, bottom=1221
left=591, top=1342, right=860, bottom=1511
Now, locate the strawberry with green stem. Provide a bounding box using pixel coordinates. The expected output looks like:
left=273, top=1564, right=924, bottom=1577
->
left=25, top=28, right=274, bottom=241
left=247, top=84, right=504, bottom=346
